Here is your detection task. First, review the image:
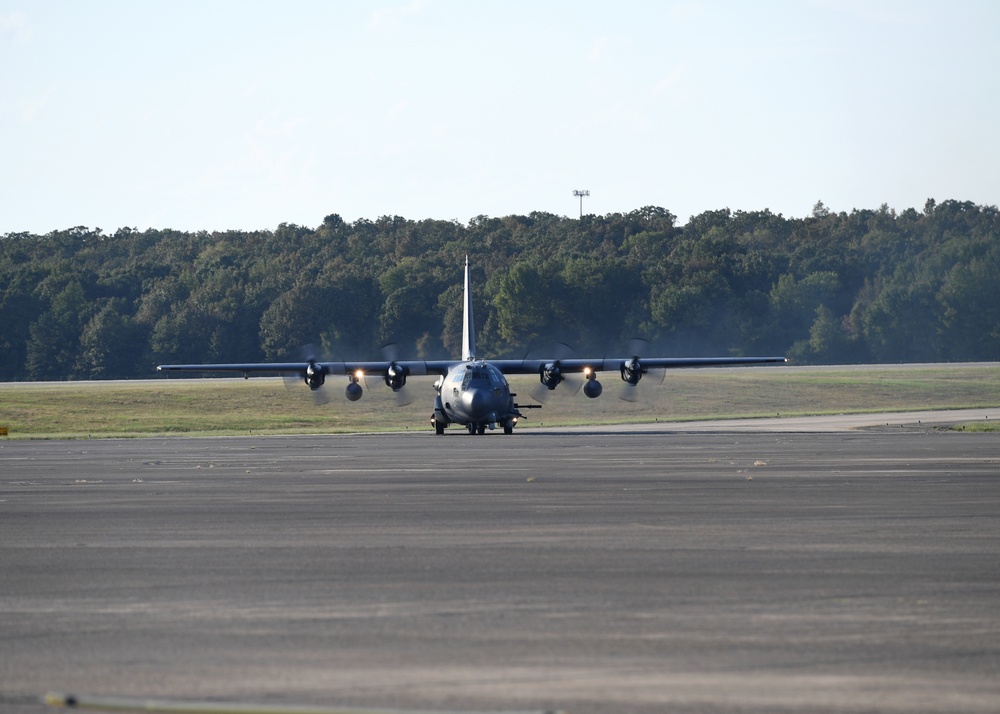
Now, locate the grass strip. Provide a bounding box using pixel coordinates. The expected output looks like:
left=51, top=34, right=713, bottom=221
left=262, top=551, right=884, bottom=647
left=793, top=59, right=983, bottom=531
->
left=0, top=364, right=998, bottom=439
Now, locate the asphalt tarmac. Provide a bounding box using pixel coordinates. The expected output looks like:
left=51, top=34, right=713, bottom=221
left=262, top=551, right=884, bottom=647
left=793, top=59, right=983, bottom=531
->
left=2, top=414, right=999, bottom=714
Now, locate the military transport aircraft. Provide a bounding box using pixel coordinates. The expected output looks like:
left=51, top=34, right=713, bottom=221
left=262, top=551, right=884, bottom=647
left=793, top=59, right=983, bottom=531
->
left=157, top=258, right=787, bottom=435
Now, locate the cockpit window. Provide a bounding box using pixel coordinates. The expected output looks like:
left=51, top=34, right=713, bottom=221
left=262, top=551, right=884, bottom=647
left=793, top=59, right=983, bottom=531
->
left=460, top=365, right=499, bottom=391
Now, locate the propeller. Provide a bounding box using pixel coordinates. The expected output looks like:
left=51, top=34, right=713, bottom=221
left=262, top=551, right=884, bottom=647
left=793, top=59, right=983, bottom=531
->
left=530, top=341, right=582, bottom=403
left=282, top=344, right=331, bottom=406
left=306, top=366, right=331, bottom=405
left=302, top=344, right=332, bottom=405
left=618, top=354, right=643, bottom=402
left=617, top=338, right=665, bottom=402
left=380, top=342, right=425, bottom=407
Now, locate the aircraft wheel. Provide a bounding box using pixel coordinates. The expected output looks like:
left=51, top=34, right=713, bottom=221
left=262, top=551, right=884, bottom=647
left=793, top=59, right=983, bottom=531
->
left=476, top=423, right=486, bottom=435
left=503, top=421, right=513, bottom=435
left=434, top=420, right=445, bottom=435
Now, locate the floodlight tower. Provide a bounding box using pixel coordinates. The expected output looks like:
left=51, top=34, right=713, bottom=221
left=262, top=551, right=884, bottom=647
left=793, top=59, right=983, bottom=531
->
left=572, top=189, right=590, bottom=218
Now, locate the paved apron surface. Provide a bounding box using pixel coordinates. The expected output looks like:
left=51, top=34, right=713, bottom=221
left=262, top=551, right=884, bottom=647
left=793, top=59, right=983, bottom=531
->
left=2, top=418, right=999, bottom=713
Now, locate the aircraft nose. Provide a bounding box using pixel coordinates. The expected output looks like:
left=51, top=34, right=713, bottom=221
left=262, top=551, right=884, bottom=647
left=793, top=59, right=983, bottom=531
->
left=461, top=388, right=488, bottom=418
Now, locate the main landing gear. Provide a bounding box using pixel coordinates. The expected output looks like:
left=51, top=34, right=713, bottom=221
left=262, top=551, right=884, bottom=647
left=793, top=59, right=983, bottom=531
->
left=431, top=417, right=517, bottom=435
left=468, top=419, right=518, bottom=435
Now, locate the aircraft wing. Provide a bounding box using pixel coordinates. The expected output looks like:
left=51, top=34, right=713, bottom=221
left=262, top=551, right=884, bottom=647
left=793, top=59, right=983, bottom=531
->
left=156, top=360, right=456, bottom=378
left=488, top=354, right=786, bottom=398
left=158, top=362, right=312, bottom=375
left=156, top=356, right=786, bottom=378
left=489, top=356, right=788, bottom=374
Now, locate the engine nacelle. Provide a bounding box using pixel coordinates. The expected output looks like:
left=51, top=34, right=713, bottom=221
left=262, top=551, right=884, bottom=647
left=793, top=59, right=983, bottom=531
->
left=304, top=363, right=327, bottom=390
left=620, top=357, right=642, bottom=386
left=345, top=381, right=363, bottom=401
left=539, top=361, right=563, bottom=390
left=384, top=362, right=407, bottom=391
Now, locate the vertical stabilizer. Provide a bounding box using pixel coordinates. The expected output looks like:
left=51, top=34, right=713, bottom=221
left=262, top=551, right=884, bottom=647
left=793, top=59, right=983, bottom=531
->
left=462, top=256, right=476, bottom=361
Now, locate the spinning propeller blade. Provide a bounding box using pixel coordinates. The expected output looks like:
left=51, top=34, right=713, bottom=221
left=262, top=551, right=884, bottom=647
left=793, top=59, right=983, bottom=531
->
left=529, top=341, right=580, bottom=403
left=281, top=343, right=331, bottom=405
left=380, top=342, right=422, bottom=407
left=617, top=338, right=664, bottom=402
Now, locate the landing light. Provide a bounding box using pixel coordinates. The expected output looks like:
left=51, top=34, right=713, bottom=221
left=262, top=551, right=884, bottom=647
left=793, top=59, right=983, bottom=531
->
left=354, top=369, right=365, bottom=381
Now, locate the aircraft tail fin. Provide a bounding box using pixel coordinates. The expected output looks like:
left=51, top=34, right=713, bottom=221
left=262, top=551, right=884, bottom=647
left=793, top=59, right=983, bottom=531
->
left=462, top=256, right=476, bottom=361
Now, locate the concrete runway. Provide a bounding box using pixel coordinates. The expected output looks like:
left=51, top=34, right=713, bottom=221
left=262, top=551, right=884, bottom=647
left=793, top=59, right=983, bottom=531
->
left=2, top=413, right=999, bottom=713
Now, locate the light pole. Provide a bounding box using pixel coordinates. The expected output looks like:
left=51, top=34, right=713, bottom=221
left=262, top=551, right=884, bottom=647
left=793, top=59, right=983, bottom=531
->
left=572, top=189, right=590, bottom=218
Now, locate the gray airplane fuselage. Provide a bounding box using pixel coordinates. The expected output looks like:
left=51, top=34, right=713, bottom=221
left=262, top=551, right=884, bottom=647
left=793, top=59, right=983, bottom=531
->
left=434, top=361, right=518, bottom=434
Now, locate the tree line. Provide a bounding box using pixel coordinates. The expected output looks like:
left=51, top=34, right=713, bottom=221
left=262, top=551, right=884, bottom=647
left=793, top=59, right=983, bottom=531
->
left=1, top=199, right=998, bottom=382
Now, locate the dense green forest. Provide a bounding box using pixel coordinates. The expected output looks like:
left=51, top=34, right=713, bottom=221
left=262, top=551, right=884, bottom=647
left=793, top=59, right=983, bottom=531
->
left=1, top=199, right=998, bottom=381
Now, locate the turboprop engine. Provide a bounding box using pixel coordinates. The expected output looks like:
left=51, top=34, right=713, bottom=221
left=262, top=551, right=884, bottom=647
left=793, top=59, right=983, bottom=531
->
left=304, top=362, right=327, bottom=390
left=538, top=361, right=564, bottom=390
left=620, top=357, right=642, bottom=386
left=384, top=362, right=407, bottom=391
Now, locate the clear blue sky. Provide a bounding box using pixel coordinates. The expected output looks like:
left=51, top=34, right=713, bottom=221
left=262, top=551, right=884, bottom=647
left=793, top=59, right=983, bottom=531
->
left=2, top=0, right=998, bottom=233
